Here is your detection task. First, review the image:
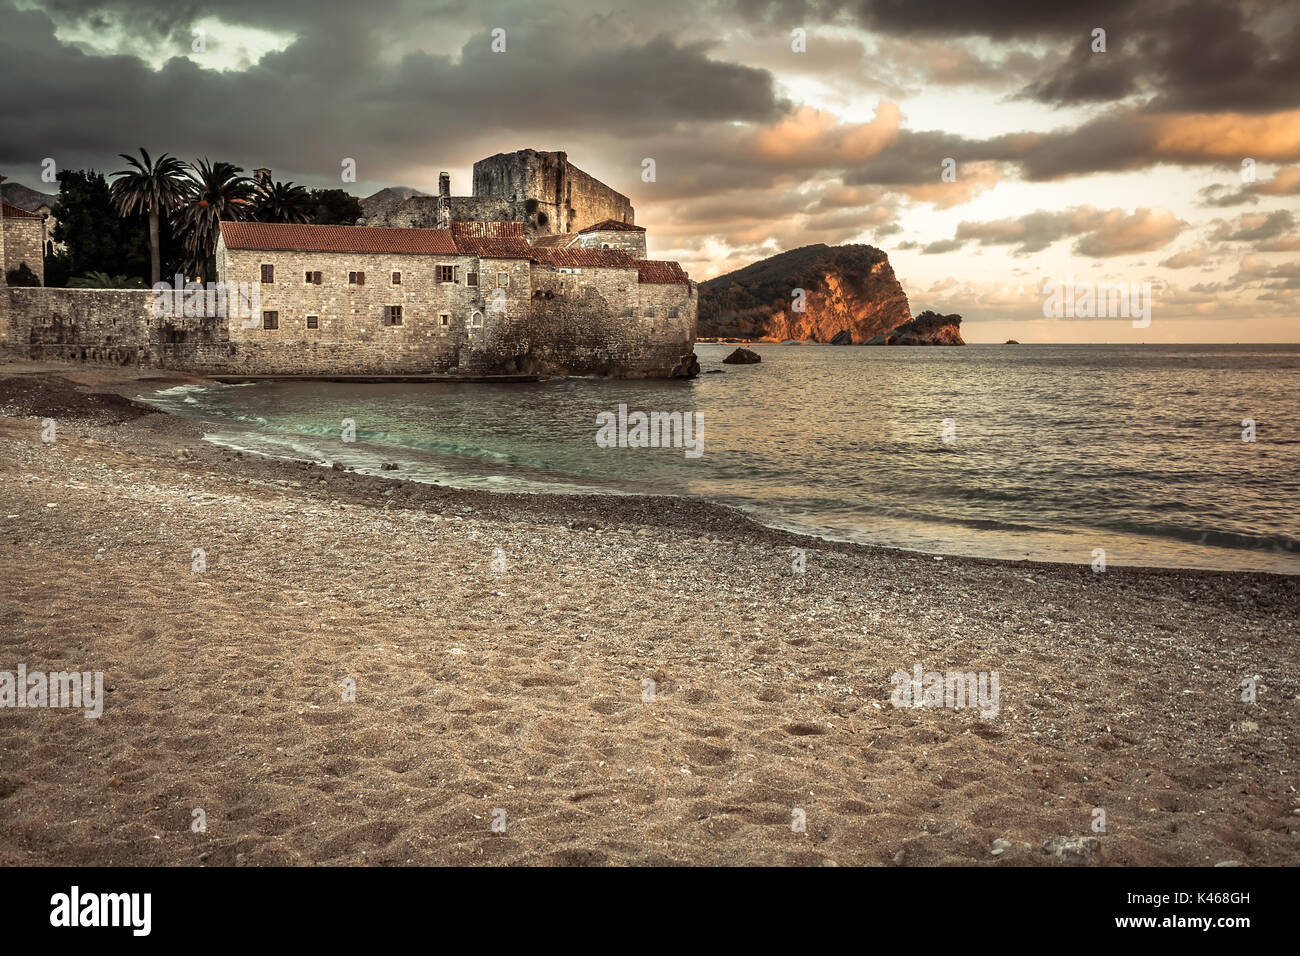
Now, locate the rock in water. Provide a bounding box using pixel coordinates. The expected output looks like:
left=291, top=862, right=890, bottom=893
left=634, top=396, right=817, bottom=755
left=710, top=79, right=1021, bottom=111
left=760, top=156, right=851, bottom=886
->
left=1005, top=339, right=1020, bottom=344
left=863, top=311, right=965, bottom=346
left=669, top=352, right=701, bottom=378
left=722, top=347, right=762, bottom=364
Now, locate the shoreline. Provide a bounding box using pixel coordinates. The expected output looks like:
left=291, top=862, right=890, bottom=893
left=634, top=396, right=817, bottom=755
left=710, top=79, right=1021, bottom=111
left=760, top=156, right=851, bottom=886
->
left=1, top=358, right=1297, bottom=866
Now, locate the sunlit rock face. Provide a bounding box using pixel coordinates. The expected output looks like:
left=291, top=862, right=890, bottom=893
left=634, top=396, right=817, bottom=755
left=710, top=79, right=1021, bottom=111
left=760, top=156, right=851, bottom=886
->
left=697, top=244, right=912, bottom=343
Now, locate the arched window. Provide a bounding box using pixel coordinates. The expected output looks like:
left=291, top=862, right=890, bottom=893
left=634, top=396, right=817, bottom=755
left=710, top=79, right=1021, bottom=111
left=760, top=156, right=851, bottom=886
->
left=470, top=311, right=483, bottom=328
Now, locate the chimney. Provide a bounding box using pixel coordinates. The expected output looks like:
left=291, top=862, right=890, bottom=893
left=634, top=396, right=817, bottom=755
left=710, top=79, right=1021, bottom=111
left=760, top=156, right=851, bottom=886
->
left=439, top=172, right=450, bottom=198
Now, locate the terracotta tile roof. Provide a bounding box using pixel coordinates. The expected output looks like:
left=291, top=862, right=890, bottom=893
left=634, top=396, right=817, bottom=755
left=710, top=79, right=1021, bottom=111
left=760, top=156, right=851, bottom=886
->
left=529, top=233, right=577, bottom=249
left=577, top=218, right=645, bottom=234
left=530, top=247, right=637, bottom=269
left=636, top=260, right=691, bottom=285
left=452, top=235, right=534, bottom=259
left=451, top=220, right=524, bottom=238
left=2, top=202, right=44, bottom=219
left=219, top=221, right=458, bottom=255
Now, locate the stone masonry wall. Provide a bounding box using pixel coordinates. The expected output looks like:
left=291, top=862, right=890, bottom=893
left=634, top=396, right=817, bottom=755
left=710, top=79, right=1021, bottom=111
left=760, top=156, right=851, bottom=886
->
left=0, top=249, right=696, bottom=378
left=4, top=216, right=45, bottom=284
left=571, top=229, right=647, bottom=258
left=525, top=265, right=694, bottom=377
left=473, top=151, right=634, bottom=236
left=217, top=246, right=533, bottom=375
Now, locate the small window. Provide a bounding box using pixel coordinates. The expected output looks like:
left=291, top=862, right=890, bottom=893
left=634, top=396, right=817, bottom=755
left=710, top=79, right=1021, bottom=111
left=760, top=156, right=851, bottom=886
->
left=306, top=315, right=319, bottom=329
left=385, top=305, right=402, bottom=326
left=261, top=264, right=274, bottom=283
left=644, top=307, right=656, bottom=318
left=467, top=271, right=479, bottom=287
left=668, top=307, right=681, bottom=318
left=305, top=271, right=313, bottom=283
left=313, top=271, right=322, bottom=285
left=262, top=310, right=278, bottom=330
left=392, top=271, right=401, bottom=285
left=348, top=271, right=356, bottom=284
left=470, top=311, right=483, bottom=328
left=438, top=265, right=455, bottom=283
left=620, top=306, right=635, bottom=318
left=496, top=272, right=510, bottom=288
left=348, top=271, right=366, bottom=285
left=439, top=313, right=450, bottom=327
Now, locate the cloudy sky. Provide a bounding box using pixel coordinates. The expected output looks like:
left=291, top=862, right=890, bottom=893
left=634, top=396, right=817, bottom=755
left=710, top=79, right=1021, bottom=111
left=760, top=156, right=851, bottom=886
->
left=2, top=0, right=1298, bottom=341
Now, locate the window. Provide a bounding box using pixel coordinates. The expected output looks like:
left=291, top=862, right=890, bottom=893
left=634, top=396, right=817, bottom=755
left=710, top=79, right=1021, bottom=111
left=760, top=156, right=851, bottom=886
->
left=496, top=272, right=510, bottom=288
left=261, top=264, right=274, bottom=283
left=349, top=271, right=366, bottom=285
left=668, top=307, right=681, bottom=318
left=619, top=306, right=635, bottom=318
left=470, top=311, right=483, bottom=328
left=262, top=310, right=278, bottom=330
left=644, top=307, right=656, bottom=318
left=392, top=271, right=401, bottom=285
left=304, top=271, right=321, bottom=285
left=438, top=265, right=455, bottom=283
left=385, top=305, right=403, bottom=326
left=467, top=271, right=479, bottom=287
left=306, top=315, right=319, bottom=329
left=439, top=313, right=450, bottom=327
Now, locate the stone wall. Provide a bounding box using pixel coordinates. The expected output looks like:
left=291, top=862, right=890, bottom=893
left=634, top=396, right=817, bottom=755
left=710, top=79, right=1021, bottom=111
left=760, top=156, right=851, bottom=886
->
left=3, top=216, right=45, bottom=285
left=472, top=150, right=634, bottom=235
left=571, top=228, right=647, bottom=258
left=216, top=246, right=534, bottom=375
left=0, top=249, right=696, bottom=378
left=525, top=264, right=695, bottom=377
left=1, top=287, right=225, bottom=366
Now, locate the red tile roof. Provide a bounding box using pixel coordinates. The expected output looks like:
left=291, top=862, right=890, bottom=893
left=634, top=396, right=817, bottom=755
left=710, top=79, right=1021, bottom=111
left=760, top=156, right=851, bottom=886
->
left=529, top=233, right=577, bottom=249
left=451, top=220, right=524, bottom=238
left=636, top=260, right=691, bottom=285
left=2, top=202, right=43, bottom=219
left=530, top=247, right=637, bottom=269
left=219, top=221, right=458, bottom=255
left=452, top=235, right=534, bottom=259
left=577, top=218, right=645, bottom=233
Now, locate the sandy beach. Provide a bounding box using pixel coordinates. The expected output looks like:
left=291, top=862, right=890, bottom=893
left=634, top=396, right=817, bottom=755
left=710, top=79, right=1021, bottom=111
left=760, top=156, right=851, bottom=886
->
left=0, top=360, right=1296, bottom=866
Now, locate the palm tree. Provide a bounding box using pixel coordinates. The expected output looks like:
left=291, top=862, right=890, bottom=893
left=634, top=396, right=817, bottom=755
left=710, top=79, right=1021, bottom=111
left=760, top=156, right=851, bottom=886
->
left=109, top=149, right=190, bottom=286
left=68, top=271, right=146, bottom=289
left=173, top=159, right=255, bottom=283
left=255, top=180, right=313, bottom=224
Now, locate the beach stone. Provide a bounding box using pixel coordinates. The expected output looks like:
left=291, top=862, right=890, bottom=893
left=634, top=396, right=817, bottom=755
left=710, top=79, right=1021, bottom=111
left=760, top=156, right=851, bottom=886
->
left=990, top=838, right=1013, bottom=856
left=722, top=347, right=761, bottom=365
left=1214, top=860, right=1244, bottom=867
left=829, top=329, right=853, bottom=345
left=380, top=462, right=398, bottom=470
left=1043, top=835, right=1101, bottom=865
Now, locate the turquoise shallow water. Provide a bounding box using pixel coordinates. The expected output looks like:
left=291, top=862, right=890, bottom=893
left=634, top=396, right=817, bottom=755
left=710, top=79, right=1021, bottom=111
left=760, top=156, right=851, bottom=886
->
left=142, top=343, right=1300, bottom=574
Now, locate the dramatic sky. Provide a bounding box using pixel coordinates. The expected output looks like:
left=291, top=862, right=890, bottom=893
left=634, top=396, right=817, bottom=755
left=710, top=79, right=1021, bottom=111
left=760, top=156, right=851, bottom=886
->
left=2, top=0, right=1298, bottom=342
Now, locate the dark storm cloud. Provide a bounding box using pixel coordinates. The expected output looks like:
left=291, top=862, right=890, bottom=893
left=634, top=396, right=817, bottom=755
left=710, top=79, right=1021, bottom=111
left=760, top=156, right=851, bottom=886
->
left=0, top=0, right=783, bottom=187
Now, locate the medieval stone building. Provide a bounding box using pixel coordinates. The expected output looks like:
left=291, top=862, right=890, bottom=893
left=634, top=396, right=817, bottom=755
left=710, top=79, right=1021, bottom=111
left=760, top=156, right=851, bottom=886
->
left=362, top=149, right=635, bottom=238
left=0, top=151, right=698, bottom=379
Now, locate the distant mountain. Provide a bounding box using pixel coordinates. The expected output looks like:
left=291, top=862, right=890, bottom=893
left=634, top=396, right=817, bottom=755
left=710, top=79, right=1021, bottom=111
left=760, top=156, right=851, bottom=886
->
left=2, top=181, right=57, bottom=212
left=697, top=243, right=913, bottom=343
